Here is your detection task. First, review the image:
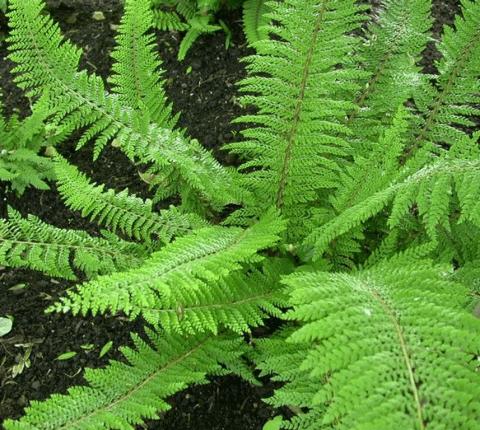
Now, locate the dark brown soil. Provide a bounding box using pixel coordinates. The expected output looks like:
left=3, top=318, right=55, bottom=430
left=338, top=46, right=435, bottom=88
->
left=0, top=0, right=464, bottom=428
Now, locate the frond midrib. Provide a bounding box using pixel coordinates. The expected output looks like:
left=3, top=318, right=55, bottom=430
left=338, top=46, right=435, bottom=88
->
left=55, top=338, right=208, bottom=430
left=139, top=289, right=280, bottom=314
left=275, top=0, right=328, bottom=209
left=409, top=26, right=480, bottom=154
left=89, top=227, right=248, bottom=292
left=346, top=7, right=416, bottom=124
left=64, top=184, right=175, bottom=235
left=363, top=278, right=425, bottom=429
left=0, top=237, right=141, bottom=262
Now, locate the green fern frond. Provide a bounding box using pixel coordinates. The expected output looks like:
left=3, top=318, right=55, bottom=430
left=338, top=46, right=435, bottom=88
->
left=52, top=209, right=286, bottom=319
left=346, top=0, right=432, bottom=147
left=7, top=0, right=243, bottom=211
left=115, top=258, right=292, bottom=335
left=151, top=9, right=190, bottom=31
left=306, top=149, right=480, bottom=259
left=255, top=262, right=480, bottom=429
left=0, top=99, right=55, bottom=194
left=110, top=0, right=178, bottom=127
left=6, top=0, right=82, bottom=98
left=177, top=16, right=221, bottom=61
left=54, top=156, right=202, bottom=244
left=226, top=0, right=367, bottom=241
left=331, top=105, right=410, bottom=215
left=0, top=208, right=145, bottom=280
left=242, top=0, right=271, bottom=46
left=301, top=106, right=409, bottom=267
left=409, top=0, right=480, bottom=155
left=3, top=330, right=249, bottom=430
left=176, top=0, right=197, bottom=19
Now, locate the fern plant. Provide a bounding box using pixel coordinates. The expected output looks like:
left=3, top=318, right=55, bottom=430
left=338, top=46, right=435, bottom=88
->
left=1, top=0, right=480, bottom=429
left=150, top=0, right=271, bottom=59
left=0, top=96, right=54, bottom=195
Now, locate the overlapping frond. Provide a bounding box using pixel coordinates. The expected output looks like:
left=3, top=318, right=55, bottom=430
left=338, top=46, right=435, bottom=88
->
left=243, top=0, right=271, bottom=46
left=226, top=0, right=367, bottom=240
left=52, top=210, right=285, bottom=319
left=106, top=258, right=291, bottom=335
left=54, top=156, right=204, bottom=244
left=346, top=0, right=432, bottom=147
left=306, top=138, right=480, bottom=259
left=7, top=0, right=243, bottom=211
left=255, top=262, right=480, bottom=429
left=0, top=98, right=54, bottom=194
left=3, top=330, right=249, bottom=430
left=0, top=208, right=145, bottom=280
left=109, top=0, right=177, bottom=127
left=409, top=0, right=480, bottom=155
left=331, top=105, right=410, bottom=215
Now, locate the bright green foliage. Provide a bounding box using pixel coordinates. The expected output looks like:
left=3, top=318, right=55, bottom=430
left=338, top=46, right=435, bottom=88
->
left=2, top=0, right=480, bottom=428
left=0, top=99, right=54, bottom=194
left=67, top=258, right=291, bottom=335
left=3, top=330, right=250, bottom=430
left=255, top=261, right=480, bottom=430
left=152, top=8, right=190, bottom=31
left=54, top=155, right=204, bottom=244
left=0, top=208, right=146, bottom=280
left=347, top=0, right=433, bottom=148
left=411, top=0, right=480, bottom=154
left=306, top=144, right=480, bottom=259
left=52, top=209, right=286, bottom=321
left=110, top=0, right=178, bottom=127
left=150, top=0, right=223, bottom=60
left=7, top=0, right=242, bottom=212
left=226, top=0, right=366, bottom=240
left=242, top=0, right=271, bottom=45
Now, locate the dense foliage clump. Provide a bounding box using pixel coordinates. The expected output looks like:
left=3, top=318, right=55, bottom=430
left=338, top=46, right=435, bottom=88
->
left=1, top=0, right=479, bottom=429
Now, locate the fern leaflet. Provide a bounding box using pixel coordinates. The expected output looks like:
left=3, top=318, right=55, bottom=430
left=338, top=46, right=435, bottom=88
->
left=0, top=208, right=146, bottom=280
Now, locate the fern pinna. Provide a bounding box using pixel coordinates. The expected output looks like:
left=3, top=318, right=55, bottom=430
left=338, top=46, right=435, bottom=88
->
left=1, top=0, right=479, bottom=429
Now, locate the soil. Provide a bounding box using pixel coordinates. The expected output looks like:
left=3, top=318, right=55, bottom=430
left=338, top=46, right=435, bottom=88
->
left=0, top=0, right=465, bottom=428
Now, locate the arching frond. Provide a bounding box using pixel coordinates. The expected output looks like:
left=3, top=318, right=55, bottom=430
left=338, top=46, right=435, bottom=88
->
left=0, top=208, right=146, bottom=280
left=54, top=156, right=204, bottom=244
left=52, top=210, right=286, bottom=318
left=7, top=0, right=243, bottom=211
left=3, top=330, right=250, bottom=430
left=255, top=262, right=480, bottom=429
left=226, top=0, right=367, bottom=241
left=92, top=258, right=291, bottom=335
left=306, top=146, right=480, bottom=260
left=109, top=0, right=178, bottom=127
